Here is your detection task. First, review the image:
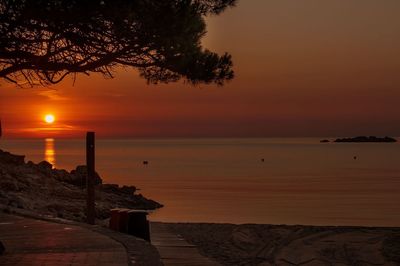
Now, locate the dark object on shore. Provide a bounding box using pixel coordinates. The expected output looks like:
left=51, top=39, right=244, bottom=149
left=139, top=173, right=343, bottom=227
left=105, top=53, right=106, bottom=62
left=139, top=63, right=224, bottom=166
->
left=143, top=161, right=149, bottom=165
left=261, top=158, right=265, bottom=162
left=102, top=184, right=136, bottom=195
left=86, top=132, right=96, bottom=225
left=334, top=136, right=397, bottom=143
left=354, top=156, right=357, bottom=160
left=0, top=240, right=5, bottom=255
left=68, top=165, right=102, bottom=188
left=110, top=209, right=150, bottom=242
left=320, top=139, right=330, bottom=143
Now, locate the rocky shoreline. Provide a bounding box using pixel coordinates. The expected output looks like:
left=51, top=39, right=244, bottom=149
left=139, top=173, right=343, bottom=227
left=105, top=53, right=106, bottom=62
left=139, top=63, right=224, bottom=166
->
left=0, top=149, right=162, bottom=223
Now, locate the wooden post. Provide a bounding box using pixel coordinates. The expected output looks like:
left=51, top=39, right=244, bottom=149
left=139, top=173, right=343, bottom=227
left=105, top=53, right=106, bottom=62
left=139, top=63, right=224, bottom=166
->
left=86, top=132, right=96, bottom=225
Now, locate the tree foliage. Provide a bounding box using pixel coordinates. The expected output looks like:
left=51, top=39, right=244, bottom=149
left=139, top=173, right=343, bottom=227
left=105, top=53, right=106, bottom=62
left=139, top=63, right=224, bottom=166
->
left=0, top=0, right=236, bottom=86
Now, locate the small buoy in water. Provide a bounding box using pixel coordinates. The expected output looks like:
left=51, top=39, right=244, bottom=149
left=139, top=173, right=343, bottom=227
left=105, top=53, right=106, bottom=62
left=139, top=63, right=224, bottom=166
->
left=143, top=161, right=149, bottom=165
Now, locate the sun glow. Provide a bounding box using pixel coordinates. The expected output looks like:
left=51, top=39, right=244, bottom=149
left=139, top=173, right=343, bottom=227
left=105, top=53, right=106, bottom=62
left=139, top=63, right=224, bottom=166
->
left=44, top=114, right=55, bottom=124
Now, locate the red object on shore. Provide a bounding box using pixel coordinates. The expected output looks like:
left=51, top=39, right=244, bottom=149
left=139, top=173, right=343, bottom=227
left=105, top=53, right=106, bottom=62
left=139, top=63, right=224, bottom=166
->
left=109, top=209, right=122, bottom=231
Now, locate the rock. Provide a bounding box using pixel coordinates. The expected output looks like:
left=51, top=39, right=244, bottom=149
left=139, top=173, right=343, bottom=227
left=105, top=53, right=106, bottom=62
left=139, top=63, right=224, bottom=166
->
left=69, top=165, right=102, bottom=187
left=37, top=161, right=53, bottom=176
left=320, top=139, right=330, bottom=143
left=46, top=203, right=64, bottom=213
left=101, top=184, right=136, bottom=196
left=52, top=169, right=72, bottom=183
left=120, top=185, right=136, bottom=195
left=0, top=180, right=19, bottom=191
left=101, top=184, right=120, bottom=194
left=0, top=150, right=25, bottom=165
left=334, top=136, right=397, bottom=143
left=8, top=197, right=24, bottom=209
left=37, top=161, right=52, bottom=170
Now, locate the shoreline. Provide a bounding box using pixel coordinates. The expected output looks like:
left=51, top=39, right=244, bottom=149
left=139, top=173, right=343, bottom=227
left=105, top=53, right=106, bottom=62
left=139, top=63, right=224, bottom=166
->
left=3, top=137, right=399, bottom=228
left=2, top=148, right=400, bottom=265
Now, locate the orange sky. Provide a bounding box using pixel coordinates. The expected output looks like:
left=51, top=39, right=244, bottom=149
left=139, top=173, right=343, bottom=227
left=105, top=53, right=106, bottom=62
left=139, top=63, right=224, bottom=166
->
left=1, top=0, right=400, bottom=138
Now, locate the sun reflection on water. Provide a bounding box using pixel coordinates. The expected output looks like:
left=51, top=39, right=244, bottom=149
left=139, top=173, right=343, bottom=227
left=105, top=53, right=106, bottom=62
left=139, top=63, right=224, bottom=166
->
left=44, top=138, right=56, bottom=168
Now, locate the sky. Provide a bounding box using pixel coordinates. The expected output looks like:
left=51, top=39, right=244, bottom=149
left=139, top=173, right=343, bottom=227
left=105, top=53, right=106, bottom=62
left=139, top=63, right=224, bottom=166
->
left=1, top=0, right=400, bottom=138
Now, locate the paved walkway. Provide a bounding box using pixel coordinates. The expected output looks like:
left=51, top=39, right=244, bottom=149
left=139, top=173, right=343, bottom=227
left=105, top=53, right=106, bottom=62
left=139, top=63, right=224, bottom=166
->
left=151, top=223, right=220, bottom=266
left=0, top=214, right=128, bottom=266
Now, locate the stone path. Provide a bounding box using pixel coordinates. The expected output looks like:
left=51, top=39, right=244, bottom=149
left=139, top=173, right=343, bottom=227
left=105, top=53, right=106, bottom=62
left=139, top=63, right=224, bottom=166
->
left=0, top=214, right=128, bottom=266
left=151, top=222, right=220, bottom=266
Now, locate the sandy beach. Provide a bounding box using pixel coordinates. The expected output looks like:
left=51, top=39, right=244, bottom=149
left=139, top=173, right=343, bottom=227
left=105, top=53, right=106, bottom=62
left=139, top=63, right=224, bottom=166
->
left=166, top=223, right=400, bottom=265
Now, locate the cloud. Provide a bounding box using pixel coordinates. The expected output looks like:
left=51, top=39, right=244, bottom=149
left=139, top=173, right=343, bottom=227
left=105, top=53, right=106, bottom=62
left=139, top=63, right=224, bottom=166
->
left=36, top=89, right=70, bottom=101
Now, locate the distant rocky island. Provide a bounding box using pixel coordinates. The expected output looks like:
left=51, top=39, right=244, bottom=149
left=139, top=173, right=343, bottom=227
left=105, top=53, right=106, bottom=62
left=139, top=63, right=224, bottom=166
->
left=334, top=136, right=397, bottom=143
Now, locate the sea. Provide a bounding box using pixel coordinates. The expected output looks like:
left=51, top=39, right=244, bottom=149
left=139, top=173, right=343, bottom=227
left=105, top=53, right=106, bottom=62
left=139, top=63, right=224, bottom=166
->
left=1, top=138, right=399, bottom=227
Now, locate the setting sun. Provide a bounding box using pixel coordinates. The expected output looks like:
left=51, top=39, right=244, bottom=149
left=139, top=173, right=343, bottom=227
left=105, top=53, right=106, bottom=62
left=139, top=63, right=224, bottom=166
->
left=44, top=114, right=55, bottom=124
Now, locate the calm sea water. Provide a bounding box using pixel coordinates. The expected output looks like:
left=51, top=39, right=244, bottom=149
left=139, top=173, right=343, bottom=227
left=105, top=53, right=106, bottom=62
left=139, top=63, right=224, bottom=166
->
left=1, top=138, right=400, bottom=227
